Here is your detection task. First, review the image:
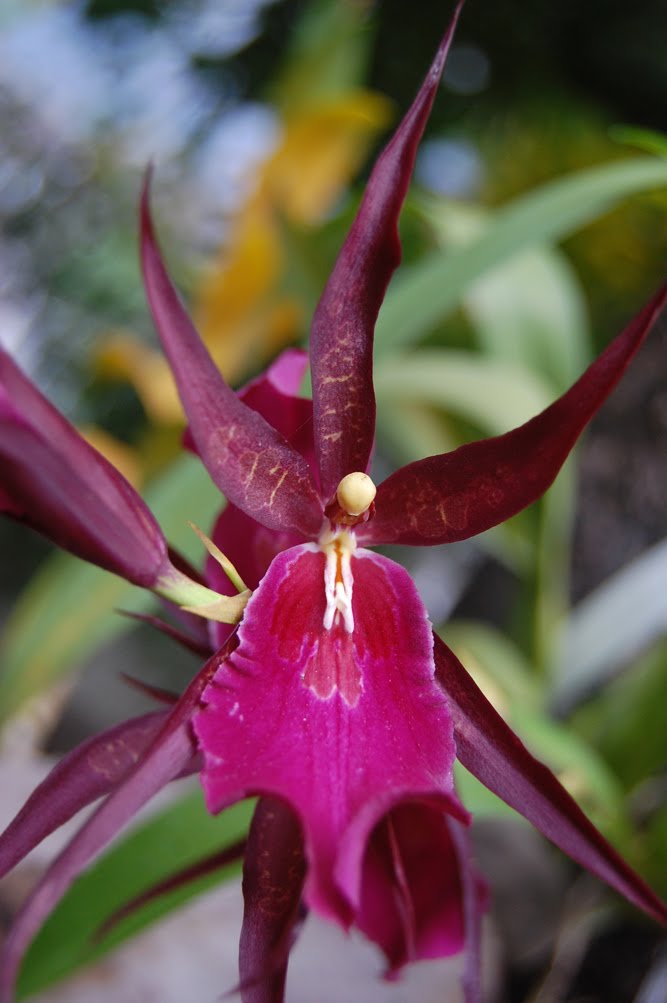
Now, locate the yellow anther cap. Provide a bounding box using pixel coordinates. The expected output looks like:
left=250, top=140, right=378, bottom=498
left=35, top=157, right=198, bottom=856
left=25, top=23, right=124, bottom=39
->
left=335, top=472, right=377, bottom=517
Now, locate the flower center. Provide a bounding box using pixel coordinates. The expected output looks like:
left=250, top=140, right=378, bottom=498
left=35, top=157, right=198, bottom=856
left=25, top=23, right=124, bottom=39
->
left=323, top=471, right=377, bottom=529
left=319, top=526, right=356, bottom=632
left=336, top=471, right=376, bottom=516
left=317, top=473, right=376, bottom=633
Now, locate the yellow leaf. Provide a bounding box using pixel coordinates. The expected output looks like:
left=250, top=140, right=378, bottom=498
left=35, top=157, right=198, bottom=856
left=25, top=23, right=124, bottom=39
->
left=95, top=331, right=183, bottom=425
left=79, top=425, right=143, bottom=489
left=265, top=91, right=394, bottom=224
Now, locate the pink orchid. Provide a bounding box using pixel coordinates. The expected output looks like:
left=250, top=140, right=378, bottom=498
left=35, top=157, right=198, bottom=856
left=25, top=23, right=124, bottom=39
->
left=0, top=5, right=666, bottom=1002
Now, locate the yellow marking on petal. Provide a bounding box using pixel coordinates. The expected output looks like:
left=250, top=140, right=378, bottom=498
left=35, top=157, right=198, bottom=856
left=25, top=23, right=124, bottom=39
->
left=244, top=455, right=259, bottom=487
left=268, top=469, right=288, bottom=507
left=188, top=522, right=248, bottom=593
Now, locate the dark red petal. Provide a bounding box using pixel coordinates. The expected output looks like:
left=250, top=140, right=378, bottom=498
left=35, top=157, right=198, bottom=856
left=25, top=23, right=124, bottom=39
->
left=0, top=641, right=236, bottom=1002
left=359, top=280, right=667, bottom=546
left=357, top=803, right=472, bottom=974
left=0, top=349, right=171, bottom=587
left=183, top=349, right=317, bottom=477
left=0, top=712, right=170, bottom=881
left=140, top=178, right=322, bottom=538
left=433, top=634, right=667, bottom=926
left=309, top=3, right=463, bottom=501
left=239, top=798, right=306, bottom=1003
left=117, top=609, right=213, bottom=658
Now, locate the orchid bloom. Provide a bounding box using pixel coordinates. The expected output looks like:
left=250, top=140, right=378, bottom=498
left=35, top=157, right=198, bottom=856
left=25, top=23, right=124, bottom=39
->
left=1, top=6, right=666, bottom=1002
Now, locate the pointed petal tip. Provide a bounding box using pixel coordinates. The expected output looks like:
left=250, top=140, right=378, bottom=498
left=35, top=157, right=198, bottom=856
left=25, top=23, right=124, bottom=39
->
left=310, top=3, right=464, bottom=498
left=431, top=1, right=466, bottom=80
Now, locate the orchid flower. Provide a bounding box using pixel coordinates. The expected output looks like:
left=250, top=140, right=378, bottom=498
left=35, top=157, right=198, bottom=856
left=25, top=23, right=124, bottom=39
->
left=1, top=5, right=666, bottom=1002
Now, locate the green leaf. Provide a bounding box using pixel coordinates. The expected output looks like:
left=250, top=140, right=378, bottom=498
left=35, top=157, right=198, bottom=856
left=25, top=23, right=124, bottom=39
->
left=512, top=708, right=630, bottom=842
left=376, top=398, right=458, bottom=464
left=609, top=124, right=667, bottom=160
left=571, top=641, right=667, bottom=791
left=442, top=621, right=538, bottom=708
left=273, top=0, right=376, bottom=111
left=550, top=536, right=667, bottom=711
left=0, top=454, right=221, bottom=725
left=445, top=622, right=630, bottom=841
left=464, top=246, right=590, bottom=391
left=374, top=350, right=553, bottom=436
left=19, top=787, right=253, bottom=997
left=422, top=201, right=590, bottom=389
left=376, top=156, right=667, bottom=352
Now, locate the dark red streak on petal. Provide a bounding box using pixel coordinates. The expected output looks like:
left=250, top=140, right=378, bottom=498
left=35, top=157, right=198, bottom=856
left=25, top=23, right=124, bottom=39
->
left=95, top=837, right=247, bottom=942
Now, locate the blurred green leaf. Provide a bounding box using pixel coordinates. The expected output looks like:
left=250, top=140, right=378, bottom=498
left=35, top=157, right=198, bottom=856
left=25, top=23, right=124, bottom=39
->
left=511, top=707, right=631, bottom=848
left=376, top=398, right=458, bottom=464
left=446, top=623, right=630, bottom=841
left=376, top=156, right=667, bottom=352
left=571, top=640, right=667, bottom=791
left=550, top=537, right=667, bottom=711
left=533, top=463, right=576, bottom=676
left=0, top=455, right=221, bottom=725
left=19, top=788, right=252, bottom=998
left=464, top=247, right=590, bottom=391
left=374, top=350, right=553, bottom=436
left=645, top=801, right=667, bottom=897
left=273, top=0, right=375, bottom=111
left=610, top=125, right=667, bottom=159
left=423, top=202, right=590, bottom=389
left=442, top=621, right=539, bottom=709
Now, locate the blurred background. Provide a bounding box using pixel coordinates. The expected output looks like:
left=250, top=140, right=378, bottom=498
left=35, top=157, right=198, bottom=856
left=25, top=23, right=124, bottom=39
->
left=1, top=1, right=666, bottom=1000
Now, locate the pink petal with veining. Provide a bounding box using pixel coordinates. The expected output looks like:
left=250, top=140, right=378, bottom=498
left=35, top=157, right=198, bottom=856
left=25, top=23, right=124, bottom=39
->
left=194, top=545, right=463, bottom=964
